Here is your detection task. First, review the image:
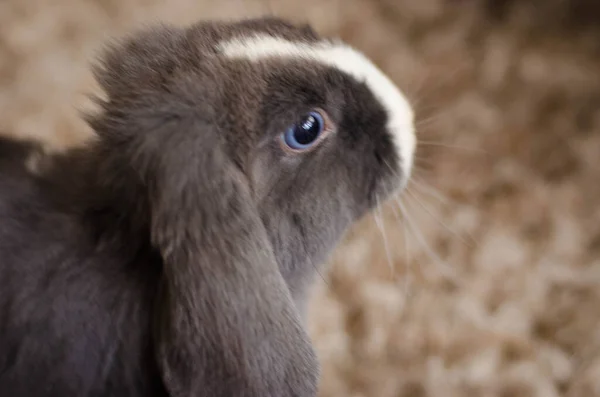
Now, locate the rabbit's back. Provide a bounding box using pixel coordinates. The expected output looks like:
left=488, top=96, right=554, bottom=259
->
left=0, top=136, right=167, bottom=397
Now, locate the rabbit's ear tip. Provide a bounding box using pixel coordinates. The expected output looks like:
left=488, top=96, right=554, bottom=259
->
left=90, top=26, right=186, bottom=101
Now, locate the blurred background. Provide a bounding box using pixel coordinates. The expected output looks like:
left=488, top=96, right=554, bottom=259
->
left=1, top=0, right=599, bottom=396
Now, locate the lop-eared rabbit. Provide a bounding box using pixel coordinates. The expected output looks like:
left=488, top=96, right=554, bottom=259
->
left=0, top=17, right=416, bottom=397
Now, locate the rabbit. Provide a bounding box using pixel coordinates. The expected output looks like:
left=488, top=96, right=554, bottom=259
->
left=0, top=16, right=415, bottom=397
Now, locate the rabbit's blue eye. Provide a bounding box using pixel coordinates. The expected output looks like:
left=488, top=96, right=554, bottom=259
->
left=282, top=111, right=325, bottom=151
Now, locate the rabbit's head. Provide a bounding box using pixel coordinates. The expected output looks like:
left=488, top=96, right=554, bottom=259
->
left=91, top=17, right=415, bottom=310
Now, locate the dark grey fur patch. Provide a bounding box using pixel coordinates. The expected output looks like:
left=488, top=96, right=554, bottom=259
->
left=0, top=16, right=405, bottom=397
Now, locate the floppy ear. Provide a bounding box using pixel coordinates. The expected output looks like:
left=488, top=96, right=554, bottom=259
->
left=89, top=28, right=319, bottom=396
left=144, top=113, right=318, bottom=397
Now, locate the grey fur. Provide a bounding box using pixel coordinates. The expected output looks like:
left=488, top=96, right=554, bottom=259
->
left=0, top=17, right=410, bottom=397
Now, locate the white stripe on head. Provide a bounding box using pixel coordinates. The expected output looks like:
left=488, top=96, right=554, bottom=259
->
left=217, top=34, right=416, bottom=181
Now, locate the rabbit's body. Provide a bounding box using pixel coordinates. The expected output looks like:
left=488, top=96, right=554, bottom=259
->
left=0, top=137, right=165, bottom=396
left=0, top=17, right=415, bottom=397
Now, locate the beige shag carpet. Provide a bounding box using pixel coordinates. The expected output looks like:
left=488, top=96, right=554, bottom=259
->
left=2, top=1, right=599, bottom=396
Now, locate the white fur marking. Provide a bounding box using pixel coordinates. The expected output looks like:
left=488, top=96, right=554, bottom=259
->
left=217, top=35, right=416, bottom=181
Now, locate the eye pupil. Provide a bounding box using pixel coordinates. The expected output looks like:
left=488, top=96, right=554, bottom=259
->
left=295, top=115, right=320, bottom=145
left=283, top=111, right=326, bottom=151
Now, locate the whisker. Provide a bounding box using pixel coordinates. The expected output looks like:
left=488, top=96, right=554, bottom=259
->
left=311, top=257, right=330, bottom=287
left=408, top=178, right=480, bottom=246
left=408, top=63, right=468, bottom=111
left=417, top=141, right=489, bottom=155
left=411, top=165, right=437, bottom=176
left=388, top=196, right=412, bottom=297
left=385, top=153, right=466, bottom=285
left=405, top=69, right=434, bottom=111
left=396, top=197, right=462, bottom=285
left=383, top=159, right=434, bottom=190
left=414, top=109, right=455, bottom=130
left=412, top=155, right=440, bottom=166
left=408, top=178, right=456, bottom=208
left=374, top=196, right=395, bottom=278
left=405, top=188, right=475, bottom=248
left=410, top=167, right=437, bottom=179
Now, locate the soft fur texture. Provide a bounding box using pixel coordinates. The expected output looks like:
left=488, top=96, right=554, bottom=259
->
left=2, top=1, right=600, bottom=397
left=0, top=17, right=414, bottom=397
